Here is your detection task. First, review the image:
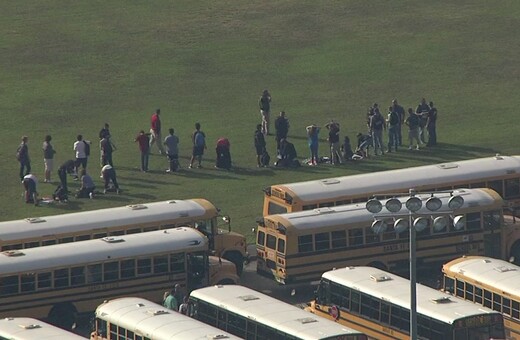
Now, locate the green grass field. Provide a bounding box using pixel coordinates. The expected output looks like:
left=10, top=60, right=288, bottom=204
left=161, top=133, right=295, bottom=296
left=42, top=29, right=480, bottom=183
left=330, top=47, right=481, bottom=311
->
left=1, top=1, right=519, bottom=243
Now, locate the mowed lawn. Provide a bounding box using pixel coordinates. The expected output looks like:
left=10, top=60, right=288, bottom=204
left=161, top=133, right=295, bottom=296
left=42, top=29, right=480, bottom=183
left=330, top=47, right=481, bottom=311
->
left=1, top=1, right=519, bottom=242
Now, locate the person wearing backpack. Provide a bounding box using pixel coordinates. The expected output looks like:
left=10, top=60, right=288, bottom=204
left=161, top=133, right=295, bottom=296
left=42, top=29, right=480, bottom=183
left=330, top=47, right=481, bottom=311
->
left=369, top=107, right=386, bottom=156
left=405, top=108, right=421, bottom=150
left=387, top=106, right=400, bottom=152
left=189, top=122, right=206, bottom=169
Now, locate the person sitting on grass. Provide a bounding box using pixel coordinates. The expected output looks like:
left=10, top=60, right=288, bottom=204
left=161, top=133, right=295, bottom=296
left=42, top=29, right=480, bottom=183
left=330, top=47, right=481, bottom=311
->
left=76, top=169, right=96, bottom=199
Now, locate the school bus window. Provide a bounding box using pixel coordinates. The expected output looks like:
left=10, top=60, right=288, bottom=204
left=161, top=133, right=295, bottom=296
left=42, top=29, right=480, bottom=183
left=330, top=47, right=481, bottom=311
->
left=302, top=204, right=317, bottom=211
left=21, top=273, right=35, bottom=292
left=137, top=258, right=152, bottom=275
left=381, top=302, right=390, bottom=324
left=87, top=263, right=102, bottom=283
left=470, top=182, right=486, bottom=189
left=110, top=323, right=117, bottom=338
left=484, top=290, right=492, bottom=308
left=121, top=259, right=136, bottom=278
left=505, top=178, right=520, bottom=198
left=1, top=275, right=19, bottom=295
left=277, top=239, right=285, bottom=253
left=352, top=197, right=366, bottom=203
left=437, top=186, right=453, bottom=191
left=104, top=261, right=119, bottom=281
left=153, top=255, right=169, bottom=273
left=466, top=212, right=481, bottom=230
left=71, top=266, right=85, bottom=286
left=488, top=180, right=503, bottom=197
left=350, top=290, right=361, bottom=313
left=2, top=243, right=22, bottom=251
left=269, top=202, right=288, bottom=215
left=108, top=230, right=125, bottom=236
left=266, top=234, right=276, bottom=250
left=75, top=234, right=91, bottom=241
left=382, top=229, right=397, bottom=241
left=257, top=230, right=265, bottom=247
left=456, top=280, right=464, bottom=298
left=503, top=297, right=511, bottom=315
left=228, top=312, right=246, bottom=338
left=493, top=293, right=501, bottom=312
left=348, top=228, right=363, bottom=246
left=318, top=202, right=334, bottom=208
left=217, top=308, right=227, bottom=329
left=93, top=233, right=107, bottom=239
left=474, top=286, right=483, bottom=304
left=24, top=241, right=39, bottom=249
left=315, top=232, right=330, bottom=251
left=143, top=226, right=159, bottom=232
left=298, top=235, right=313, bottom=253
left=512, top=300, right=520, bottom=319
left=37, top=272, right=52, bottom=289
left=465, top=282, right=474, bottom=301
left=127, top=330, right=135, bottom=339
left=331, top=230, right=347, bottom=248
left=160, top=224, right=174, bottom=230
left=54, top=268, right=69, bottom=288
left=336, top=200, right=351, bottom=206
left=364, top=227, right=379, bottom=244
left=59, top=237, right=73, bottom=244
left=42, top=239, right=57, bottom=246
left=170, top=253, right=185, bottom=273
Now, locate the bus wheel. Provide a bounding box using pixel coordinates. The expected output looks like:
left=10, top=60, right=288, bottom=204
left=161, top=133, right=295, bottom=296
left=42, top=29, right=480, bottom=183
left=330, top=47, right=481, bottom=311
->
left=510, top=242, right=520, bottom=265
left=48, top=303, right=77, bottom=330
left=368, top=261, right=387, bottom=271
left=224, top=252, right=244, bottom=276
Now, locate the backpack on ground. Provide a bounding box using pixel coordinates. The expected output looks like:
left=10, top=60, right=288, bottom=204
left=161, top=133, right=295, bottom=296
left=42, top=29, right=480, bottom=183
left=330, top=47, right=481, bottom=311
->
left=194, top=132, right=205, bottom=147
left=389, top=111, right=399, bottom=125
left=83, top=141, right=90, bottom=156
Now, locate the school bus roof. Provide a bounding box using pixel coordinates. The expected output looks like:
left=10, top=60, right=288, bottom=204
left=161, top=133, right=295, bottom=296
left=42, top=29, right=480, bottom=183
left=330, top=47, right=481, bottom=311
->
left=443, top=256, right=520, bottom=300
left=273, top=155, right=520, bottom=202
left=95, top=297, right=241, bottom=340
left=266, top=188, right=502, bottom=232
left=0, top=227, right=207, bottom=274
left=0, top=317, right=85, bottom=339
left=322, top=266, right=501, bottom=325
left=0, top=198, right=215, bottom=242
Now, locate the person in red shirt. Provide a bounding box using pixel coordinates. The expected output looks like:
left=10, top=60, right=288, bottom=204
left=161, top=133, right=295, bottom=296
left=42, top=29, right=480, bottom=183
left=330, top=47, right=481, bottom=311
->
left=135, top=130, right=150, bottom=172
left=149, top=109, right=165, bottom=154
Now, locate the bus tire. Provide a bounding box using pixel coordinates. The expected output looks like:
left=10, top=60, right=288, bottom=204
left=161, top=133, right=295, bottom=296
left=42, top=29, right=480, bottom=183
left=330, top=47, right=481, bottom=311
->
left=223, top=251, right=244, bottom=276
left=510, top=242, right=520, bottom=266
left=48, top=303, right=77, bottom=330
left=368, top=261, right=387, bottom=271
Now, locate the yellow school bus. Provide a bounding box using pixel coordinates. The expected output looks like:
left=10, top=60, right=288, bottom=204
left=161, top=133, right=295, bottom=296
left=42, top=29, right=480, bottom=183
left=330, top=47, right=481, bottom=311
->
left=442, top=256, right=520, bottom=340
left=0, top=198, right=247, bottom=274
left=263, top=155, right=520, bottom=216
left=256, top=188, right=520, bottom=285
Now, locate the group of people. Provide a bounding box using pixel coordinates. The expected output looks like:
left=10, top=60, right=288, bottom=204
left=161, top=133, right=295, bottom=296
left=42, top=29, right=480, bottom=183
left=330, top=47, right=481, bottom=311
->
left=256, top=90, right=439, bottom=166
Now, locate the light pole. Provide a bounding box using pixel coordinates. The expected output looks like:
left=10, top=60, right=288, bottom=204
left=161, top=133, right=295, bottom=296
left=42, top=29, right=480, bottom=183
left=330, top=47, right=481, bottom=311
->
left=366, top=189, right=465, bottom=340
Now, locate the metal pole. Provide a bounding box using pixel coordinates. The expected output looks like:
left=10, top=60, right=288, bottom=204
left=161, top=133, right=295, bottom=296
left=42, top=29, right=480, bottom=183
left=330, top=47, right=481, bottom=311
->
left=409, top=211, right=417, bottom=340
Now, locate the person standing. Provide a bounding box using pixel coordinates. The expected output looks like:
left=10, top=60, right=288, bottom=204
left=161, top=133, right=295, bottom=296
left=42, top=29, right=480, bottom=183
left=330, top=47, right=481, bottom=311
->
left=57, top=159, right=76, bottom=193
left=100, top=135, right=114, bottom=167
left=370, top=107, right=386, bottom=156
left=387, top=106, right=400, bottom=152
left=16, top=136, right=31, bottom=180
left=416, top=98, right=429, bottom=144
left=405, top=108, right=421, bottom=150
left=163, top=288, right=178, bottom=311
left=101, top=164, right=120, bottom=194
left=258, top=89, right=272, bottom=136
left=426, top=101, right=438, bottom=147
left=164, top=128, right=180, bottom=173
left=274, top=111, right=289, bottom=154
left=391, top=99, right=406, bottom=146
left=325, top=120, right=342, bottom=165
left=98, top=123, right=111, bottom=140
left=189, top=123, right=206, bottom=169
left=149, top=109, right=165, bottom=154
left=73, top=135, right=90, bottom=179
left=134, top=130, right=150, bottom=172
left=306, top=124, right=320, bottom=166
left=42, top=135, right=56, bottom=183
left=254, top=124, right=266, bottom=167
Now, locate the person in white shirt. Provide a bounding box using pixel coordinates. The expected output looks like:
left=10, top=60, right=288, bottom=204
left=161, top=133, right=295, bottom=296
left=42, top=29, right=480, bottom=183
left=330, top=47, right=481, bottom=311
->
left=22, top=173, right=38, bottom=205
left=73, top=134, right=90, bottom=179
